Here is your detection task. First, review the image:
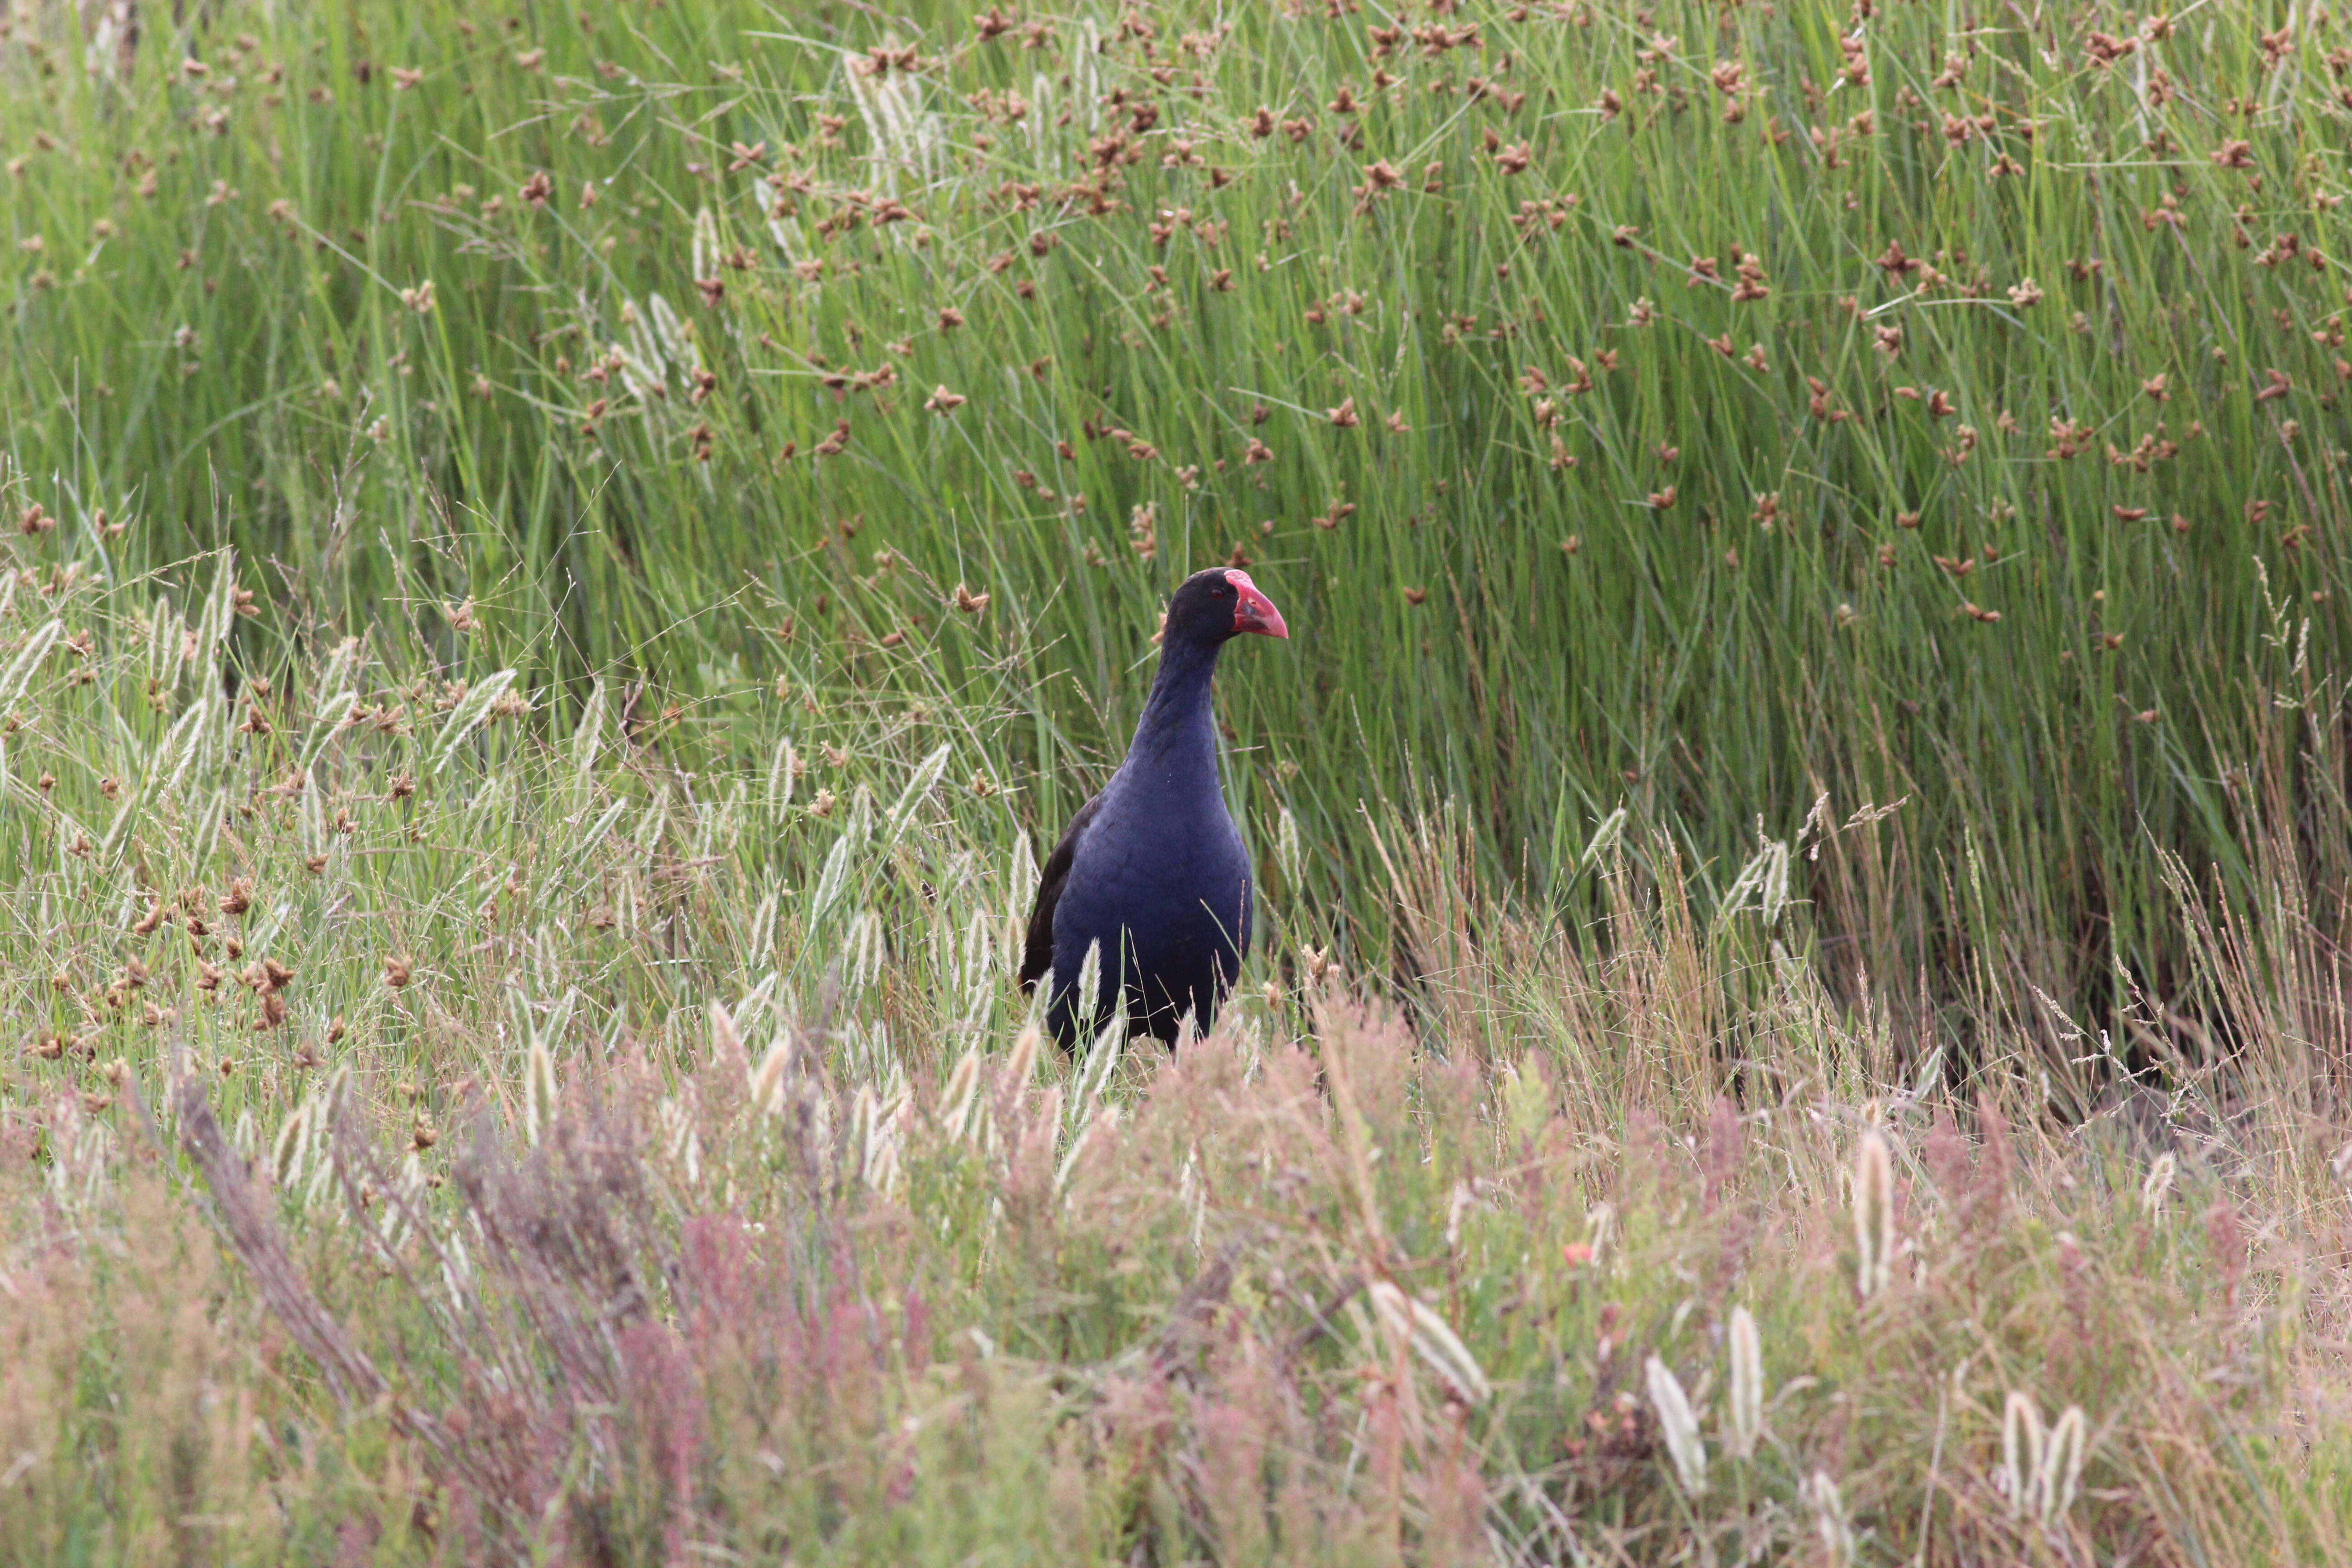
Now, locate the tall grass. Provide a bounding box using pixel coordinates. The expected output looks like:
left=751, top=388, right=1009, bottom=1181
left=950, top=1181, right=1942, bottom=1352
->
left=0, top=589, right=2342, bottom=1561
left=7, top=0, right=2352, bottom=1024
left=6, top=0, right=2352, bottom=1560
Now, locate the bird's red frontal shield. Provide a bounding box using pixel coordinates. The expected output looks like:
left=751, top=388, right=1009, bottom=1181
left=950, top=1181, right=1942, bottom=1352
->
left=1225, top=570, right=1289, bottom=638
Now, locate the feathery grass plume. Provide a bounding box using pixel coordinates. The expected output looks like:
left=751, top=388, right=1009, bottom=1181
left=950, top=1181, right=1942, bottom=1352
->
left=939, top=1047, right=983, bottom=1144
left=882, top=743, right=951, bottom=849
left=1369, top=1279, right=1491, bottom=1406
left=1725, top=1306, right=1763, bottom=1460
left=430, top=668, right=519, bottom=774
left=1802, top=1470, right=1855, bottom=1564
left=1580, top=805, right=1629, bottom=868
left=570, top=676, right=608, bottom=787
left=524, top=1035, right=559, bottom=1146
left=689, top=206, right=720, bottom=297
left=1054, top=1103, right=1114, bottom=1200
left=853, top=1083, right=906, bottom=1195
left=765, top=735, right=798, bottom=818
left=1066, top=1003, right=1124, bottom=1138
left=804, top=804, right=866, bottom=932
left=848, top=908, right=886, bottom=991
left=709, top=999, right=742, bottom=1066
left=1852, top=1129, right=1895, bottom=1299
left=1177, top=1146, right=1205, bottom=1255
left=0, top=619, right=62, bottom=712
left=1072, top=936, right=1105, bottom=1035
left=845, top=43, right=942, bottom=193
left=747, top=1014, right=794, bottom=1118
left=269, top=1098, right=310, bottom=1192
left=2141, top=1152, right=2177, bottom=1211
left=658, top=1092, right=703, bottom=1187
left=2038, top=1403, right=2088, bottom=1525
left=1716, top=831, right=1793, bottom=929
left=1645, top=1355, right=1708, bottom=1494
left=1003, top=1023, right=1041, bottom=1088
left=2002, top=1389, right=2045, bottom=1520
left=1275, top=804, right=1303, bottom=892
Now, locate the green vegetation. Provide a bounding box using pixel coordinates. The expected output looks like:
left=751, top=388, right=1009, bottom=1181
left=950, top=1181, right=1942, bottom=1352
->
left=2, top=0, right=2351, bottom=1560
left=10, top=0, right=2352, bottom=1008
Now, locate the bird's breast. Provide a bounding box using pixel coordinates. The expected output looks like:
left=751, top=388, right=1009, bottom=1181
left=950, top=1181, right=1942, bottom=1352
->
left=1064, top=785, right=1247, bottom=914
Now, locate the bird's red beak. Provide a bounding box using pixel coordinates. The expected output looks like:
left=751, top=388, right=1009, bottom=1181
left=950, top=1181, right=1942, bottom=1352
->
left=1225, top=570, right=1289, bottom=639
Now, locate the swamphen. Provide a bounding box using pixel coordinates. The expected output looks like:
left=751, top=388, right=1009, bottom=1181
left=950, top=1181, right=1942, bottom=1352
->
left=1019, top=567, right=1289, bottom=1046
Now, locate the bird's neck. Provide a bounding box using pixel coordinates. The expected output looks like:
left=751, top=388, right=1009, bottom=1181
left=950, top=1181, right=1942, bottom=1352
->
left=1123, top=636, right=1225, bottom=795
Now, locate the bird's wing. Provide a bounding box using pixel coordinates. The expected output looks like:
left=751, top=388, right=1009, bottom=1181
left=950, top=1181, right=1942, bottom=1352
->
left=1019, top=788, right=1107, bottom=992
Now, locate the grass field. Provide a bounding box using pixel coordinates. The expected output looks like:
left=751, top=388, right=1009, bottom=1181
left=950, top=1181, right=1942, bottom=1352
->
left=4, top=0, right=2352, bottom=1560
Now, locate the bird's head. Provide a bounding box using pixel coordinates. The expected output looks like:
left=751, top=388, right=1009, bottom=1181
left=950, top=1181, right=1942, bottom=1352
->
left=1165, top=566, right=1289, bottom=647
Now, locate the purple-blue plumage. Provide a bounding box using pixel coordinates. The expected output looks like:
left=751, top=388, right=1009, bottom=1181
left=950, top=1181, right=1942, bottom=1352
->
left=1019, top=567, right=1289, bottom=1046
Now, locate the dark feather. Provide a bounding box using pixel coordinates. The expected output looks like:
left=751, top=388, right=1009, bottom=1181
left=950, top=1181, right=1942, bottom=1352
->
left=1019, top=789, right=1105, bottom=992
